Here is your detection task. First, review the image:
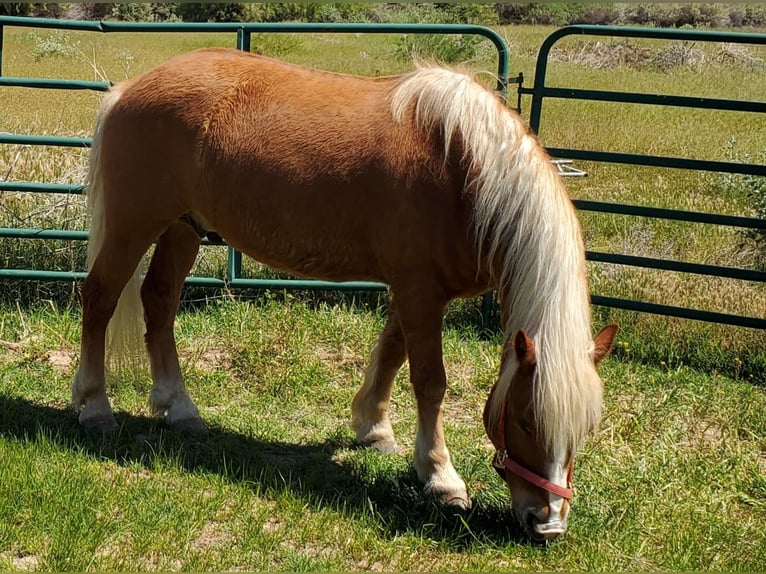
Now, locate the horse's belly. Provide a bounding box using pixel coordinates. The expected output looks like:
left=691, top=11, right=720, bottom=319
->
left=211, top=219, right=383, bottom=283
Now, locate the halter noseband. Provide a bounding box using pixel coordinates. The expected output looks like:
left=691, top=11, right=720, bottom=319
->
left=492, top=399, right=574, bottom=500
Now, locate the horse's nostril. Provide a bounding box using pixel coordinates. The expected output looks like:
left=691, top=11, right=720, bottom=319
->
left=523, top=509, right=538, bottom=529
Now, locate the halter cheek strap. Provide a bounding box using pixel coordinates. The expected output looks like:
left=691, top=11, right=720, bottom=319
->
left=492, top=400, right=575, bottom=500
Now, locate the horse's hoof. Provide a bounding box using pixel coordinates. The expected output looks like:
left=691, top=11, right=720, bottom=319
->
left=353, top=422, right=398, bottom=453
left=368, top=438, right=400, bottom=454
left=168, top=416, right=208, bottom=434
left=79, top=412, right=119, bottom=433
left=439, top=493, right=472, bottom=512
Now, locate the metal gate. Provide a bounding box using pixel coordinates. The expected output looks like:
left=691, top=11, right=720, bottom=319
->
left=521, top=25, right=765, bottom=329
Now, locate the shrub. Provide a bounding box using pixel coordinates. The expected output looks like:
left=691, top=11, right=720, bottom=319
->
left=435, top=3, right=498, bottom=25
left=0, top=3, right=30, bottom=16
left=569, top=5, right=621, bottom=25
left=495, top=3, right=587, bottom=26
left=393, top=33, right=484, bottom=64
left=65, top=3, right=114, bottom=20
left=111, top=3, right=179, bottom=22
left=244, top=3, right=312, bottom=23
left=28, top=30, right=81, bottom=60
left=176, top=3, right=245, bottom=23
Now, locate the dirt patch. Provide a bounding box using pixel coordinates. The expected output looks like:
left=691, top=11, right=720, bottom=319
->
left=193, top=521, right=234, bottom=551
left=1, top=341, right=76, bottom=374
left=0, top=341, right=24, bottom=352
left=11, top=554, right=40, bottom=571
left=182, top=346, right=232, bottom=372
left=262, top=516, right=283, bottom=534
left=315, top=345, right=365, bottom=373
left=356, top=558, right=385, bottom=571
left=678, top=423, right=724, bottom=451
left=47, top=349, right=75, bottom=373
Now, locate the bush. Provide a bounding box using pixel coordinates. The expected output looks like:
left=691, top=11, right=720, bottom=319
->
left=244, top=3, right=312, bottom=22
left=0, top=3, right=30, bottom=16
left=111, top=3, right=179, bottom=22
left=28, top=30, right=81, bottom=60
left=176, top=3, right=245, bottom=23
left=393, top=33, right=484, bottom=64
left=569, top=6, right=621, bottom=25
left=435, top=3, right=498, bottom=25
left=495, top=3, right=588, bottom=26
left=65, top=3, right=114, bottom=20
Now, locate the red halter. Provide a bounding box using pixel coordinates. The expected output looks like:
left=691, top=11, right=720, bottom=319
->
left=492, top=400, right=574, bottom=500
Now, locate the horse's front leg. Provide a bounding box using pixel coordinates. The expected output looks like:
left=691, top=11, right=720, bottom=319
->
left=351, top=300, right=406, bottom=453
left=397, top=291, right=470, bottom=510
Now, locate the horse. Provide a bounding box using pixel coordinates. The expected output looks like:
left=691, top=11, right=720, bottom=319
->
left=71, top=48, right=617, bottom=541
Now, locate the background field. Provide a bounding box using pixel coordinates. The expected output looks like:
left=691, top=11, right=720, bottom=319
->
left=0, top=18, right=764, bottom=572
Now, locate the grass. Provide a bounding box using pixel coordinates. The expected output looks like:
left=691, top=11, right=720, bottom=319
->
left=0, top=21, right=765, bottom=571
left=0, top=298, right=764, bottom=571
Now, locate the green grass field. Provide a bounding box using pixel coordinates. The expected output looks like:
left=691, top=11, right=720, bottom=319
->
left=0, top=22, right=764, bottom=571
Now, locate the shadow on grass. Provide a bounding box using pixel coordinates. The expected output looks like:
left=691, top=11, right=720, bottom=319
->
left=0, top=394, right=528, bottom=547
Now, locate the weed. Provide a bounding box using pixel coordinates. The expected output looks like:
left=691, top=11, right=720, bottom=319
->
left=28, top=30, right=81, bottom=61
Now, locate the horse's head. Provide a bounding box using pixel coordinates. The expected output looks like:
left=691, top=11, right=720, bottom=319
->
left=483, top=324, right=617, bottom=541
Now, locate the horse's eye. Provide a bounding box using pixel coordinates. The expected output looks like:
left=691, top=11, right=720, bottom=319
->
left=518, top=420, right=534, bottom=436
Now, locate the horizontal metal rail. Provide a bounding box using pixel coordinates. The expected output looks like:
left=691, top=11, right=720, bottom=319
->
left=531, top=86, right=766, bottom=114
left=551, top=148, right=766, bottom=177
left=0, top=267, right=387, bottom=292
left=0, top=228, right=87, bottom=241
left=0, top=182, right=84, bottom=194
left=0, top=76, right=109, bottom=91
left=586, top=251, right=766, bottom=283
left=0, top=134, right=91, bottom=147
left=590, top=295, right=766, bottom=330
left=574, top=200, right=766, bottom=230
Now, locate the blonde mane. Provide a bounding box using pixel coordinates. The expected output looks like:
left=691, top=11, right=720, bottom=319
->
left=391, top=66, right=601, bottom=453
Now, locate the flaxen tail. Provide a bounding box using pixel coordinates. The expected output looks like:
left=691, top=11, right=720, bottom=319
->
left=86, top=85, right=145, bottom=374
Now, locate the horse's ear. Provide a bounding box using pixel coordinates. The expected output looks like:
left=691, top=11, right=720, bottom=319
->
left=592, top=323, right=619, bottom=365
left=513, top=329, right=536, bottom=366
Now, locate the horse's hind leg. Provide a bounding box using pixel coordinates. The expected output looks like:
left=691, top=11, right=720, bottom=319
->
left=73, top=236, right=154, bottom=431
left=351, top=300, right=406, bottom=453
left=140, top=222, right=204, bottom=432
left=395, top=289, right=470, bottom=510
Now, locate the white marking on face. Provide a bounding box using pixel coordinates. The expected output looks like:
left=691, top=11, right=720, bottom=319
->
left=545, top=446, right=570, bottom=523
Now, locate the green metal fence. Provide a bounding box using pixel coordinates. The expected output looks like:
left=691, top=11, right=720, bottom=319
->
left=0, top=17, right=764, bottom=329
left=523, top=25, right=765, bottom=329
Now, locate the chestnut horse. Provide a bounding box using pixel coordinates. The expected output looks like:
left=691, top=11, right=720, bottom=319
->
left=72, top=48, right=616, bottom=541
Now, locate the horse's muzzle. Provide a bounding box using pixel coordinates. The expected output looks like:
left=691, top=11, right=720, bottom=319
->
left=531, top=518, right=566, bottom=541
left=520, top=508, right=567, bottom=542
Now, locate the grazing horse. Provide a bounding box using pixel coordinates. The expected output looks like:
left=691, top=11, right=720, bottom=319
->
left=72, top=48, right=617, bottom=541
